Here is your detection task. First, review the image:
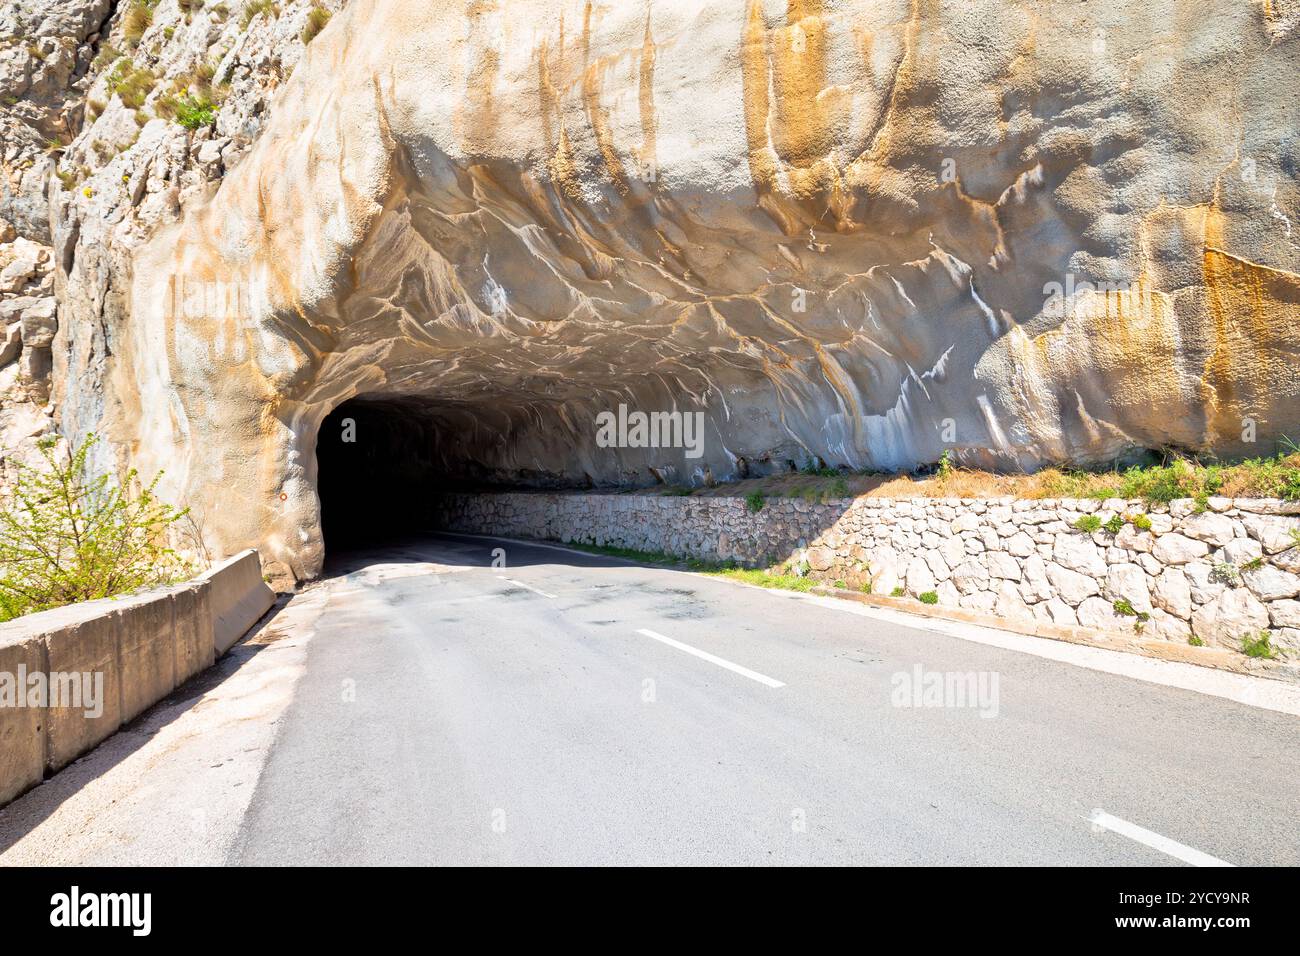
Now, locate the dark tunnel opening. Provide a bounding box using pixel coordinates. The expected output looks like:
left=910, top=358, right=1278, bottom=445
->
left=316, top=397, right=452, bottom=554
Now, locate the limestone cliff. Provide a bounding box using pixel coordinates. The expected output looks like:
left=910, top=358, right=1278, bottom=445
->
left=5, top=0, right=1300, bottom=584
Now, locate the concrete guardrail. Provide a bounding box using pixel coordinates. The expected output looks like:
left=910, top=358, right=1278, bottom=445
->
left=0, top=549, right=277, bottom=806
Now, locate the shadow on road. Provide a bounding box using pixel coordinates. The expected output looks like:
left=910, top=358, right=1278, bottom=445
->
left=0, top=600, right=290, bottom=855
left=320, top=530, right=664, bottom=579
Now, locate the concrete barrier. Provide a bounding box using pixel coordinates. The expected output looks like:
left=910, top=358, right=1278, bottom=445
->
left=200, top=550, right=276, bottom=656
left=0, top=550, right=274, bottom=806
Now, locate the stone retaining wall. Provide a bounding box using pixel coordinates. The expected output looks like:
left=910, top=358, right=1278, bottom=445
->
left=434, top=492, right=1300, bottom=658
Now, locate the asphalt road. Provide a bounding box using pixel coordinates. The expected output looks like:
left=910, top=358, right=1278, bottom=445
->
left=215, top=532, right=1300, bottom=866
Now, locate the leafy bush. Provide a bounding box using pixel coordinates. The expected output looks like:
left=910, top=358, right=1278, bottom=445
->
left=1103, top=514, right=1124, bottom=535
left=918, top=590, right=938, bottom=605
left=1241, top=632, right=1276, bottom=659
left=172, top=93, right=217, bottom=129
left=936, top=449, right=955, bottom=481
left=1188, top=635, right=1204, bottom=647
left=744, top=491, right=765, bottom=513
left=1073, top=514, right=1102, bottom=533
left=1111, top=599, right=1148, bottom=622
left=890, top=586, right=905, bottom=598
left=1131, top=513, right=1153, bottom=531
left=0, top=436, right=193, bottom=622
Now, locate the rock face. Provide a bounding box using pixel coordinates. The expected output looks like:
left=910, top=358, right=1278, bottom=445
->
left=8, top=0, right=1300, bottom=582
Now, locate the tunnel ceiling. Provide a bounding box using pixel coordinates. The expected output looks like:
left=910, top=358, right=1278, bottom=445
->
left=68, top=0, right=1300, bottom=583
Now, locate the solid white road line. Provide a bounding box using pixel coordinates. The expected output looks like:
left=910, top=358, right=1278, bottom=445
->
left=635, top=628, right=785, bottom=688
left=506, top=578, right=558, bottom=599
left=1089, top=810, right=1234, bottom=867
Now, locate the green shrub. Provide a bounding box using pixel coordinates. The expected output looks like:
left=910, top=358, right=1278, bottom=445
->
left=1102, top=514, right=1124, bottom=535
left=918, top=590, right=938, bottom=605
left=1241, top=631, right=1276, bottom=659
left=1188, top=635, right=1204, bottom=647
left=744, top=491, right=764, bottom=513
left=1111, top=599, right=1148, bottom=622
left=174, top=94, right=217, bottom=129
left=1131, top=513, right=1152, bottom=531
left=890, top=586, right=905, bottom=598
left=1073, top=514, right=1102, bottom=533
left=0, top=435, right=193, bottom=622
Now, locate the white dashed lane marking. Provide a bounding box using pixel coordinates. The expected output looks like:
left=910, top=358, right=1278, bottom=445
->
left=1089, top=810, right=1234, bottom=867
left=635, top=628, right=785, bottom=688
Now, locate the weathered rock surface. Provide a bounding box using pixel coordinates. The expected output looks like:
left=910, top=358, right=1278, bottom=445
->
left=0, top=1, right=1297, bottom=584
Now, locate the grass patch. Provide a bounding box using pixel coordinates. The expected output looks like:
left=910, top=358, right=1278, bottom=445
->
left=560, top=541, right=683, bottom=567
left=302, top=2, right=332, bottom=43
left=709, top=442, right=1300, bottom=506
left=241, top=0, right=280, bottom=30
left=123, top=1, right=155, bottom=45
left=106, top=59, right=156, bottom=110
left=704, top=567, right=816, bottom=593
left=744, top=491, right=765, bottom=513
left=891, top=586, right=905, bottom=597
left=1073, top=515, right=1102, bottom=533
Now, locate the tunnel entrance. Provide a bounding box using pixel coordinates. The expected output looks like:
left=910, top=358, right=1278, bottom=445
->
left=315, top=397, right=450, bottom=553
